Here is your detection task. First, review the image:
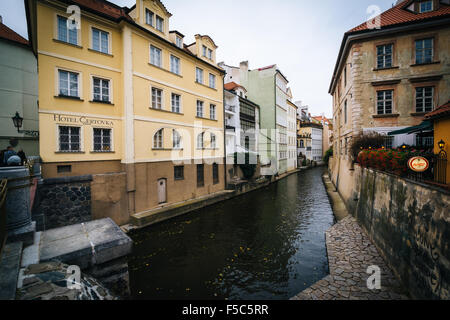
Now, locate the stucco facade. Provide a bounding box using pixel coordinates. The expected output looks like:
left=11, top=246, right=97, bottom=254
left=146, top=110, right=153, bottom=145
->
left=26, top=0, right=225, bottom=223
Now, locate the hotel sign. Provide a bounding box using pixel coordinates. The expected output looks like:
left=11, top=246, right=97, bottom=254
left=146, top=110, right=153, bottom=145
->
left=53, top=114, right=114, bottom=127
left=407, top=156, right=429, bottom=173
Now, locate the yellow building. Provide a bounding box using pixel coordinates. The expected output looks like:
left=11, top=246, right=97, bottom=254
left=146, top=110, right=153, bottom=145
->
left=25, top=0, right=225, bottom=224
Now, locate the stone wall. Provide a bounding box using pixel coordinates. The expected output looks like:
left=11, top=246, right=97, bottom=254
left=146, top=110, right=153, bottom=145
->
left=350, top=165, right=450, bottom=300
left=32, top=176, right=92, bottom=231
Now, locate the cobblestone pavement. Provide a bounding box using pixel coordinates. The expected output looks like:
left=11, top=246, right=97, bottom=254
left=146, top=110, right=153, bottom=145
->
left=291, top=216, right=409, bottom=300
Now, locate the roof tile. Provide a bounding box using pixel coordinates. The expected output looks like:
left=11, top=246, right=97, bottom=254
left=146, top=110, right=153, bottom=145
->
left=0, top=22, right=28, bottom=46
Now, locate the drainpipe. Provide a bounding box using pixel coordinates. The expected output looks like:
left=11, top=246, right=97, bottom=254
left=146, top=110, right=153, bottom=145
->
left=222, top=72, right=227, bottom=189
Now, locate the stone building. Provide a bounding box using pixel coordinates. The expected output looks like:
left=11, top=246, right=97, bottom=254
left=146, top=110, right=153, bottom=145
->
left=0, top=17, right=39, bottom=156
left=25, top=0, right=225, bottom=226
left=329, top=0, right=450, bottom=196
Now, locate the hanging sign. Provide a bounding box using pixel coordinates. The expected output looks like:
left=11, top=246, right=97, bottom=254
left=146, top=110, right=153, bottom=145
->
left=407, top=156, right=429, bottom=173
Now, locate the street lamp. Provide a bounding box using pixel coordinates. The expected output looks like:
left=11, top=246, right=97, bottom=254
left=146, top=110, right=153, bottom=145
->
left=11, top=112, right=39, bottom=137
left=438, top=139, right=445, bottom=150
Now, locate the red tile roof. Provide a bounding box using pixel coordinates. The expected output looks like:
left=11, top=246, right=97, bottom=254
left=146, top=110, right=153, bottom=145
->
left=224, top=82, right=246, bottom=92
left=349, top=0, right=450, bottom=33
left=0, top=22, right=28, bottom=46
left=61, top=0, right=132, bottom=22
left=425, top=101, right=450, bottom=120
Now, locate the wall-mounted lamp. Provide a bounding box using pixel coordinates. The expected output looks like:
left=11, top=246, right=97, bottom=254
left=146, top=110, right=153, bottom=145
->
left=11, top=112, right=39, bottom=137
left=438, top=139, right=445, bottom=150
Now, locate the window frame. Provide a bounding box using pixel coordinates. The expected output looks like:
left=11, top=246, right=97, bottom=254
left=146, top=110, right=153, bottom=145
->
left=153, top=128, right=164, bottom=149
left=210, top=104, right=216, bottom=120
left=414, top=37, right=434, bottom=65
left=151, top=87, right=164, bottom=110
left=419, top=0, right=433, bottom=13
left=150, top=45, right=163, bottom=68
left=174, top=165, right=184, bottom=181
left=172, top=130, right=182, bottom=149
left=145, top=9, right=154, bottom=27
left=57, top=125, right=83, bottom=153
left=155, top=15, right=164, bottom=32
left=196, top=67, right=204, bottom=84
left=171, top=93, right=181, bottom=113
left=376, top=90, right=394, bottom=115
left=197, top=132, right=205, bottom=149
left=196, top=100, right=204, bottom=118
left=210, top=133, right=217, bottom=149
left=415, top=86, right=435, bottom=113
left=92, top=127, right=113, bottom=152
left=91, top=26, right=111, bottom=55
left=91, top=76, right=112, bottom=103
left=376, top=43, right=394, bottom=69
left=197, top=164, right=205, bottom=188
left=57, top=68, right=80, bottom=98
left=56, top=14, right=79, bottom=46
left=213, top=163, right=219, bottom=184
left=170, top=54, right=181, bottom=75
left=209, top=73, right=216, bottom=89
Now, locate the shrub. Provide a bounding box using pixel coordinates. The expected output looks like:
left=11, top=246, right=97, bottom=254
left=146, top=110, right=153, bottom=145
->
left=323, top=147, right=333, bottom=165
left=350, top=132, right=385, bottom=162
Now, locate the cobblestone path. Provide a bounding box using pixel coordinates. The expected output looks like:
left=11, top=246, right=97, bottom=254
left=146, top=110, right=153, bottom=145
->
left=291, top=216, right=409, bottom=300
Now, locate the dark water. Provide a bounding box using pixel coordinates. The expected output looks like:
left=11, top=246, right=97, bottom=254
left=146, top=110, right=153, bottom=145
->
left=128, top=167, right=335, bottom=300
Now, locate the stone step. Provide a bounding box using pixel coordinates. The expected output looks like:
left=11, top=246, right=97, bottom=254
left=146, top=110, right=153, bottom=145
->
left=0, top=241, right=23, bottom=300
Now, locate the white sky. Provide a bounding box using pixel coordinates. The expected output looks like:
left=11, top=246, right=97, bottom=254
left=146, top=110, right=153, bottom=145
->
left=0, top=0, right=396, bottom=118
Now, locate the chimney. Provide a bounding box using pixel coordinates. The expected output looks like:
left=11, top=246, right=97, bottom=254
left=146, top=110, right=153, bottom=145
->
left=239, top=61, right=249, bottom=72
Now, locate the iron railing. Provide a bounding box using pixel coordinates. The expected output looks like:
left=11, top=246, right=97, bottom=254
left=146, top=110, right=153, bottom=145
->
left=0, top=179, right=7, bottom=257
left=406, top=152, right=448, bottom=186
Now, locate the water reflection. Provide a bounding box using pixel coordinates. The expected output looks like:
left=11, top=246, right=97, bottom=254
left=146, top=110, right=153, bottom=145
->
left=128, top=167, right=335, bottom=300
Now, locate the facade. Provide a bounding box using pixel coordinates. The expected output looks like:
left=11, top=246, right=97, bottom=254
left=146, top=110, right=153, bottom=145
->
left=26, top=0, right=225, bottom=223
left=329, top=0, right=450, bottom=192
left=219, top=61, right=291, bottom=176
left=313, top=115, right=333, bottom=156
left=298, top=122, right=323, bottom=163
left=287, top=95, right=298, bottom=171
left=223, top=82, right=260, bottom=181
left=0, top=18, right=39, bottom=156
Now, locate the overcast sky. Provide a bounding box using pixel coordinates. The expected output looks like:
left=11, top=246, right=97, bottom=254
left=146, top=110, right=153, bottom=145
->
left=0, top=0, right=396, bottom=118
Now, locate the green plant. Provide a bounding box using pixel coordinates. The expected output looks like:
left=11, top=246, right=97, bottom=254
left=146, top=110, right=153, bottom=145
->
left=350, top=132, right=385, bottom=162
left=323, top=147, right=333, bottom=165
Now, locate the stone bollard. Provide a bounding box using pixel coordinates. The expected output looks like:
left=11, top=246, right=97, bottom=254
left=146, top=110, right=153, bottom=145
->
left=0, top=166, right=36, bottom=246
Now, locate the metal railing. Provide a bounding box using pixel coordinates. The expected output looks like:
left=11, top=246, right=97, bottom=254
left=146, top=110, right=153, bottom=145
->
left=406, top=152, right=448, bottom=186
left=0, top=179, right=7, bottom=257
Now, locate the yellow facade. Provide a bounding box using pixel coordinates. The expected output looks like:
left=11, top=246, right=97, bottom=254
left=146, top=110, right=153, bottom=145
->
left=433, top=118, right=450, bottom=184
left=27, top=0, right=225, bottom=222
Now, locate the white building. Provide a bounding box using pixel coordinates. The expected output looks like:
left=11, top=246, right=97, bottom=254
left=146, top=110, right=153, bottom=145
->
left=286, top=89, right=297, bottom=171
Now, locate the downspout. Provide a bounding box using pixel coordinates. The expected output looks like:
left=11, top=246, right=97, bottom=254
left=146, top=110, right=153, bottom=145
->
left=222, top=73, right=227, bottom=189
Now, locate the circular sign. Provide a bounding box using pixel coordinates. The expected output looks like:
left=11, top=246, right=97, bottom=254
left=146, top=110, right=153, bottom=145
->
left=407, top=157, right=429, bottom=173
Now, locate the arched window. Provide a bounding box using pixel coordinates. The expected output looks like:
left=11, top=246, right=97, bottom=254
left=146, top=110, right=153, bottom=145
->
left=245, top=136, right=250, bottom=150
left=153, top=129, right=163, bottom=149
left=197, top=132, right=204, bottom=149
left=210, top=133, right=216, bottom=149
left=173, top=130, right=181, bottom=149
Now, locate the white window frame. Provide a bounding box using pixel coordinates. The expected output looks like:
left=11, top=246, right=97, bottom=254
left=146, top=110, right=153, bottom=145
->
left=176, top=36, right=183, bottom=48
left=415, top=86, right=434, bottom=113
left=145, top=9, right=154, bottom=27
left=150, top=45, right=162, bottom=68
left=92, top=127, right=113, bottom=152
left=377, top=90, right=394, bottom=115
left=197, top=100, right=204, bottom=118
left=209, top=73, right=216, bottom=89
left=91, top=75, right=112, bottom=103
left=151, top=86, right=164, bottom=110
left=208, top=49, right=213, bottom=60
left=57, top=68, right=81, bottom=98
left=173, top=130, right=182, bottom=149
left=210, top=104, right=216, bottom=120
left=210, top=133, right=217, bottom=149
left=196, top=67, right=204, bottom=84
left=170, top=54, right=181, bottom=75
left=90, top=26, right=111, bottom=55
left=202, top=45, right=207, bottom=57
left=171, top=93, right=181, bottom=113
left=419, top=0, right=433, bottom=13
left=57, top=125, right=83, bottom=152
left=197, top=132, right=205, bottom=149
left=156, top=15, right=164, bottom=32
left=55, top=14, right=80, bottom=46
left=153, top=128, right=164, bottom=149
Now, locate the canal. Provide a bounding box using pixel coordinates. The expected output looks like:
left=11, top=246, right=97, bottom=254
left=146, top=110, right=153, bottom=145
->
left=128, top=167, right=335, bottom=300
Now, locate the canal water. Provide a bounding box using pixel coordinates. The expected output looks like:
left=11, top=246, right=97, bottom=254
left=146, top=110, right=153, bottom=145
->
left=128, top=167, right=335, bottom=300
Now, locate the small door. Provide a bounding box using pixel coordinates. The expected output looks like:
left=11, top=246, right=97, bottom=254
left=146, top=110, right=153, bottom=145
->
left=158, top=179, right=167, bottom=204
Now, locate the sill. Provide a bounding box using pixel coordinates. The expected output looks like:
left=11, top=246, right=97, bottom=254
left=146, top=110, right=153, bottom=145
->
left=150, top=108, right=184, bottom=115
left=148, top=63, right=183, bottom=78
left=196, top=116, right=218, bottom=122
left=373, top=66, right=399, bottom=71
left=195, top=81, right=217, bottom=91
left=410, top=112, right=428, bottom=116
left=90, top=100, right=114, bottom=105
left=55, top=95, right=84, bottom=101
left=55, top=151, right=85, bottom=154
left=197, top=148, right=219, bottom=151
left=175, top=178, right=185, bottom=181
left=152, top=148, right=182, bottom=151
left=372, top=113, right=400, bottom=119
left=53, top=39, right=82, bottom=49
left=411, top=61, right=440, bottom=67
left=90, top=151, right=115, bottom=154
left=88, top=48, right=113, bottom=57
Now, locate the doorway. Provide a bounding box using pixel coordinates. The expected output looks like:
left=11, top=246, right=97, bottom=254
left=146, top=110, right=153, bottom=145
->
left=157, top=178, right=167, bottom=204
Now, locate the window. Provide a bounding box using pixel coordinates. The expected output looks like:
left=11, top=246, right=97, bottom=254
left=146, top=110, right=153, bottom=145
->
left=170, top=55, right=180, bottom=75
left=174, top=166, right=184, bottom=180
left=57, top=165, right=72, bottom=173
left=197, top=164, right=204, bottom=187
left=176, top=36, right=183, bottom=48
left=150, top=45, right=162, bottom=67
left=197, top=101, right=204, bottom=118
left=377, top=44, right=393, bottom=69
left=213, top=163, right=219, bottom=184
left=209, top=74, right=216, bottom=89
left=300, top=140, right=304, bottom=148
left=210, top=104, right=216, bottom=120
left=152, top=88, right=163, bottom=110
left=93, top=128, right=111, bottom=152
left=92, top=28, right=109, bottom=54
left=153, top=129, right=163, bottom=149
left=197, top=132, right=204, bottom=149
left=344, top=100, right=347, bottom=124
left=208, top=49, right=213, bottom=60
left=415, top=38, right=433, bottom=64
left=420, top=0, right=433, bottom=13
left=57, top=15, right=78, bottom=45
left=93, top=77, right=110, bottom=102
left=377, top=90, right=393, bottom=115
left=59, top=126, right=80, bottom=152
left=416, top=87, right=434, bottom=113
left=196, top=67, right=204, bottom=84
left=156, top=15, right=164, bottom=32
left=202, top=45, right=207, bottom=57
left=59, top=70, right=79, bottom=97
left=210, top=133, right=216, bottom=149
left=173, top=130, right=181, bottom=149
left=171, top=93, right=181, bottom=113
left=344, top=66, right=347, bottom=87
left=146, top=9, right=154, bottom=26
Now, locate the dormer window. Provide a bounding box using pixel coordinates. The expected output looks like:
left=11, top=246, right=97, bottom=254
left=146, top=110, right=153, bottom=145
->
left=145, top=9, right=154, bottom=27
left=207, top=49, right=213, bottom=60
left=176, top=36, right=183, bottom=48
left=156, top=16, right=164, bottom=32
left=202, top=45, right=207, bottom=57
left=419, top=1, right=433, bottom=13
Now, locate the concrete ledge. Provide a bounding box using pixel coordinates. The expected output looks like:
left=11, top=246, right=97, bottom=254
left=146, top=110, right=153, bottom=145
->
left=0, top=241, right=23, bottom=300
left=131, top=190, right=236, bottom=228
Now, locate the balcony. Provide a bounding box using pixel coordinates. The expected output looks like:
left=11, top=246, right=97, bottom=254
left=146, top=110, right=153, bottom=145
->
left=225, top=119, right=235, bottom=131
left=225, top=105, right=236, bottom=114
